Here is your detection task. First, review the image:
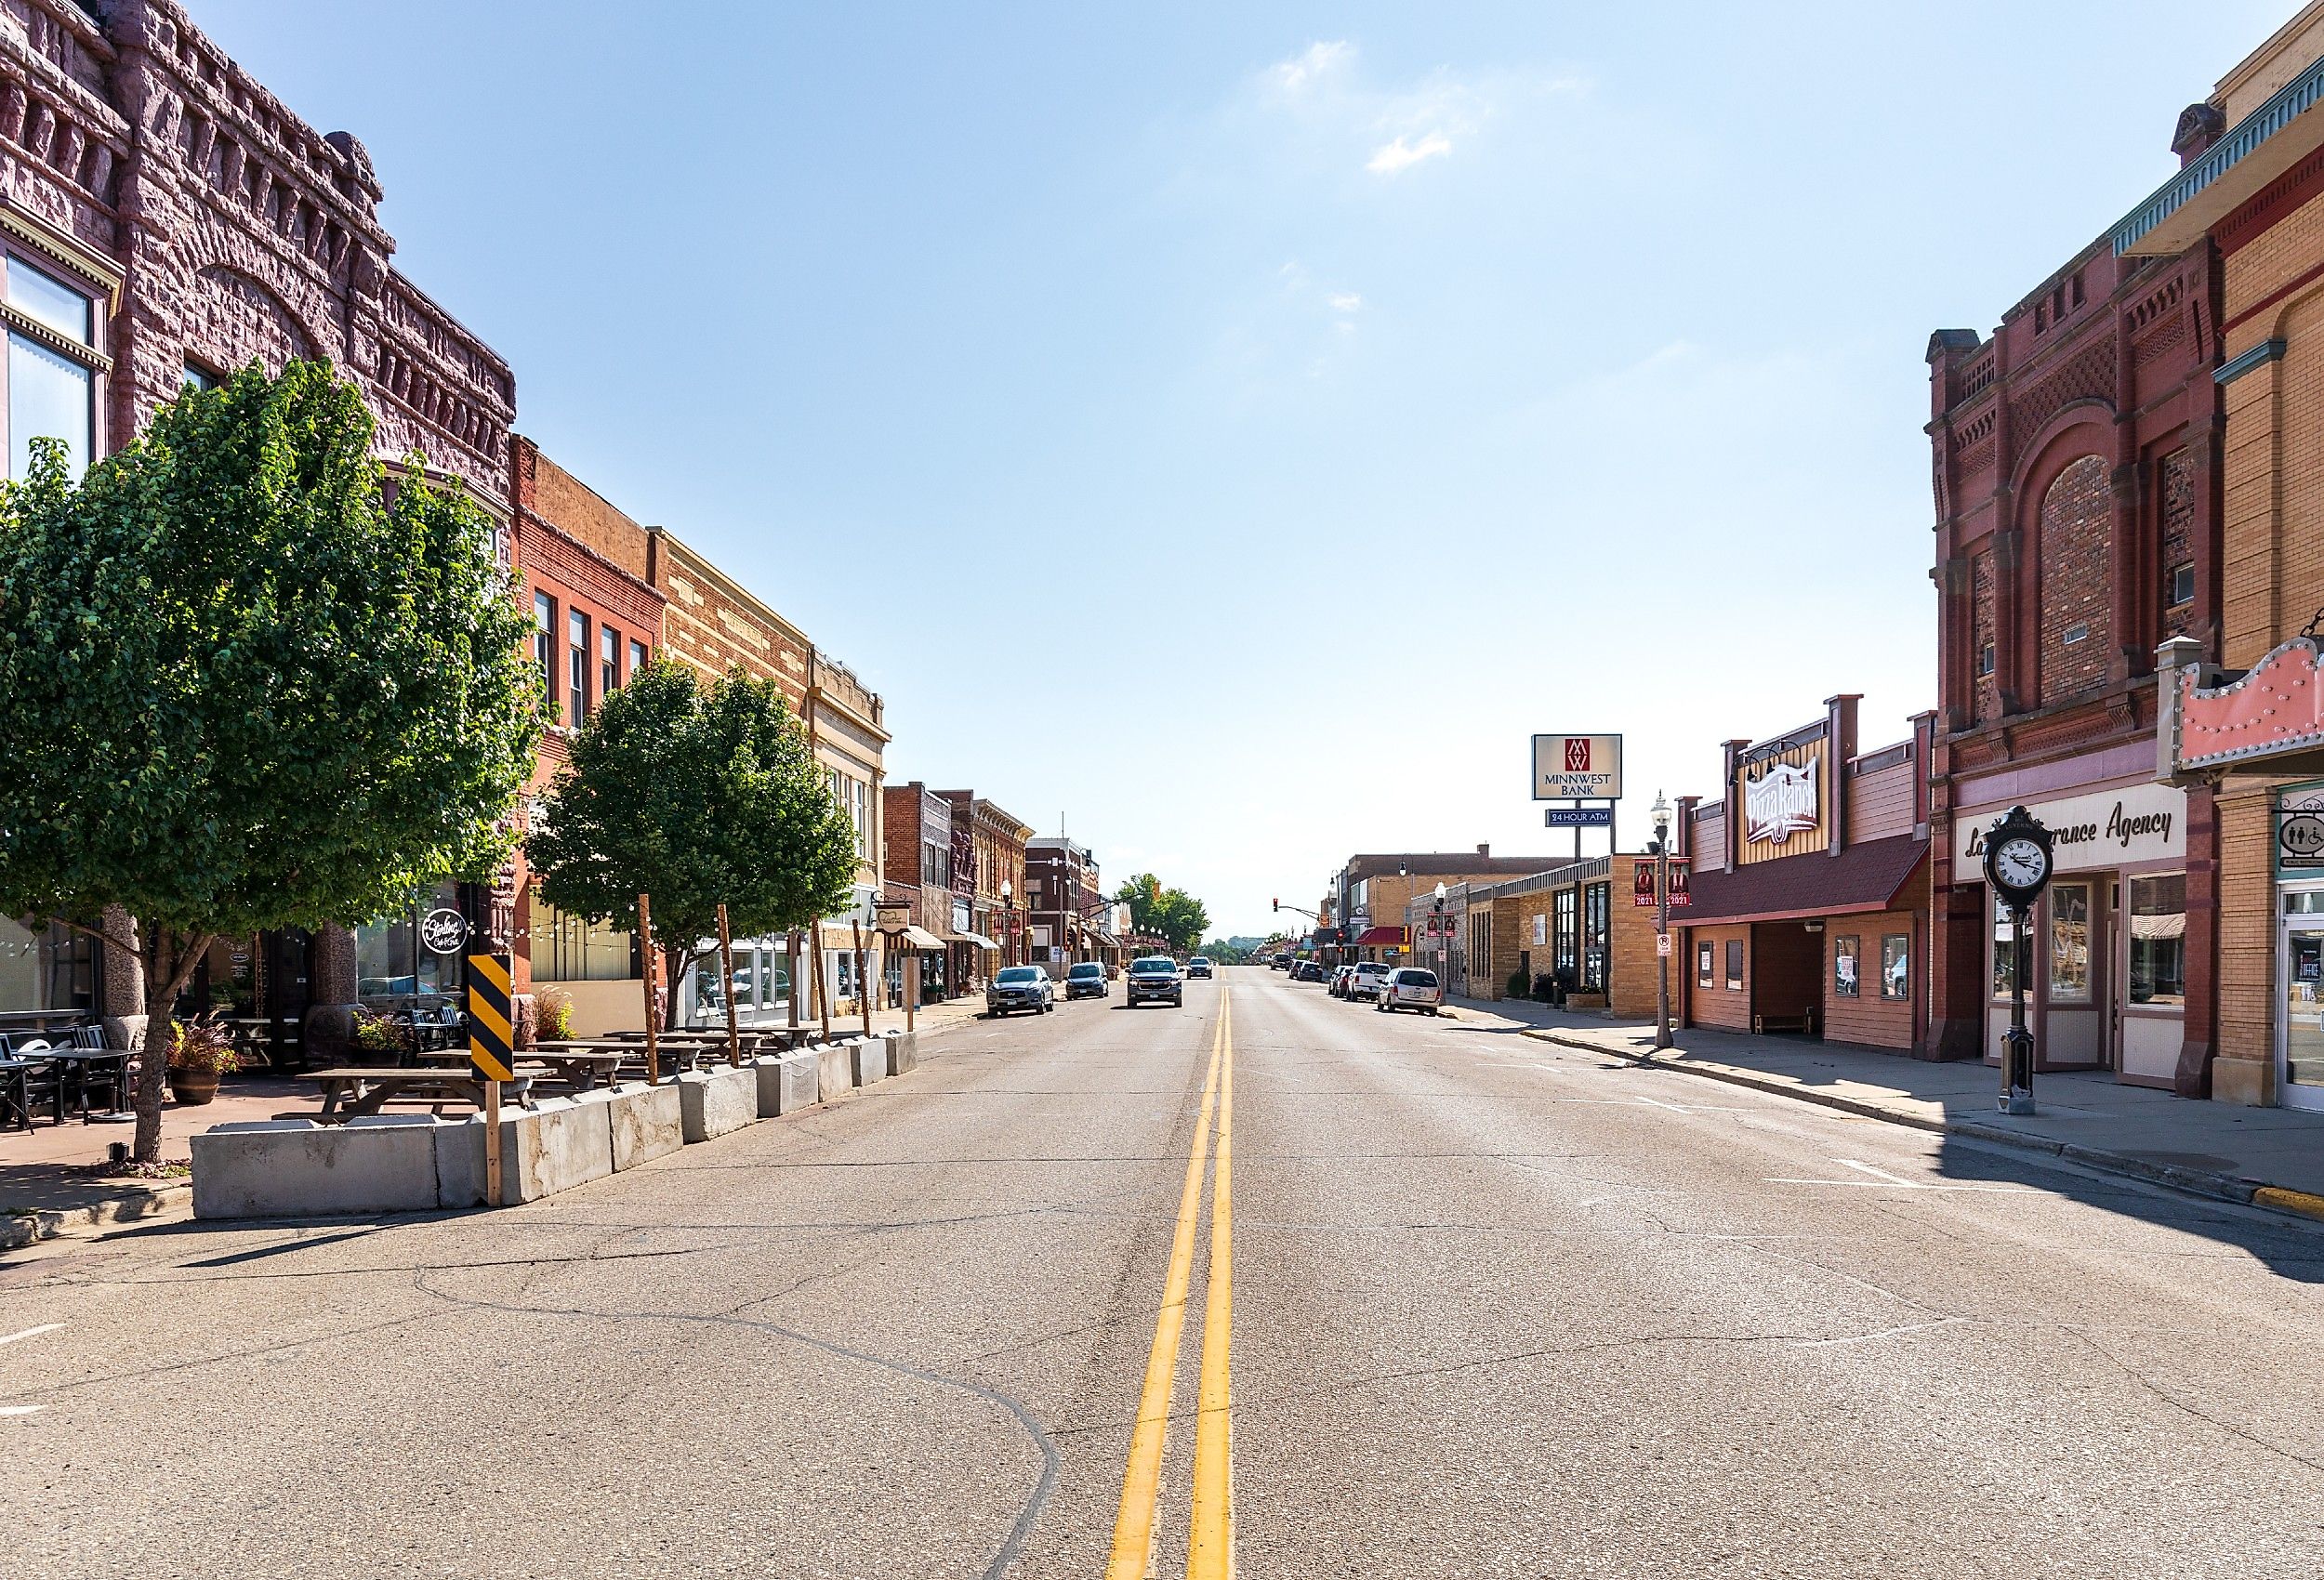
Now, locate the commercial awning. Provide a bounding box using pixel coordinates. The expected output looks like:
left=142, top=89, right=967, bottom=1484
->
left=898, top=925, right=947, bottom=950
left=1682, top=835, right=1928, bottom=927
left=1353, top=925, right=1408, bottom=947
left=950, top=930, right=1001, bottom=951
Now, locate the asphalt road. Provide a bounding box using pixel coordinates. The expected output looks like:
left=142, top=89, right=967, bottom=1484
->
left=7, top=965, right=2324, bottom=1577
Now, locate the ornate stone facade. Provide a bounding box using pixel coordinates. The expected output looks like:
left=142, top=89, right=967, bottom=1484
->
left=0, top=0, right=511, bottom=496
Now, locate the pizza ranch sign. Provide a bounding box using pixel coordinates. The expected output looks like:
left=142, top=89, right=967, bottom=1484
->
left=1959, top=783, right=2184, bottom=875
left=1736, top=739, right=1826, bottom=858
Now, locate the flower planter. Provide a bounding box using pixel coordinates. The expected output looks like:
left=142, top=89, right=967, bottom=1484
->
left=169, top=1069, right=221, bottom=1105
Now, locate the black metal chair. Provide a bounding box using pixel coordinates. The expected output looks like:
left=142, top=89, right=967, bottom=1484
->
left=64, top=1025, right=128, bottom=1120
left=0, top=1033, right=67, bottom=1131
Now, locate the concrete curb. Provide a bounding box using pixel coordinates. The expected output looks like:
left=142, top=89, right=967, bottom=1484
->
left=1522, top=1029, right=2274, bottom=1214
left=4, top=1179, right=195, bottom=1249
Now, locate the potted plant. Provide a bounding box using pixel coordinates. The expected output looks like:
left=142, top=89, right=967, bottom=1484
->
left=535, top=985, right=574, bottom=1043
left=350, top=1007, right=415, bottom=1061
left=165, top=1017, right=244, bottom=1105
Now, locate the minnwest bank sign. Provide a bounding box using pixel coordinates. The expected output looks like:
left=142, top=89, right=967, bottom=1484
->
left=1961, top=783, right=2184, bottom=874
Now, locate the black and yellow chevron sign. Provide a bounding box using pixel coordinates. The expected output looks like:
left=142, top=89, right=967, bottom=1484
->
left=467, top=951, right=516, bottom=1082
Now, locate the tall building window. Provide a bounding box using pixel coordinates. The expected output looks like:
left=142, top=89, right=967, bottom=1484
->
left=6, top=255, right=100, bottom=482
left=567, top=608, right=589, bottom=723
left=534, top=592, right=556, bottom=706
left=629, top=638, right=649, bottom=678
left=601, top=624, right=621, bottom=696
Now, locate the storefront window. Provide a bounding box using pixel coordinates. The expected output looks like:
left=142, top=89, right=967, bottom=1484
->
left=1724, top=938, right=1743, bottom=990
left=532, top=897, right=635, bottom=981
left=1697, top=941, right=1712, bottom=987
left=1553, top=890, right=1578, bottom=977
left=0, top=915, right=95, bottom=1013
left=1583, top=882, right=1610, bottom=992
left=1833, top=935, right=1860, bottom=998
left=1881, top=934, right=1910, bottom=1001
left=354, top=883, right=462, bottom=1006
left=2128, top=874, right=2185, bottom=1007
left=2050, top=884, right=2093, bottom=1004
left=1992, top=902, right=2030, bottom=999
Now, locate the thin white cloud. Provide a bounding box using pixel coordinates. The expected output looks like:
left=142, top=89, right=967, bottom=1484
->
left=1273, top=40, right=1352, bottom=94
left=1327, top=291, right=1362, bottom=313
left=1367, top=131, right=1452, bottom=176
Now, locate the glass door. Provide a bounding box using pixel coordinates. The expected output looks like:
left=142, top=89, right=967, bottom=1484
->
left=2280, top=912, right=2324, bottom=1112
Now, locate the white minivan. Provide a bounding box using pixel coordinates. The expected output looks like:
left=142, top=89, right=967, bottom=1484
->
left=1376, top=967, right=1444, bottom=1015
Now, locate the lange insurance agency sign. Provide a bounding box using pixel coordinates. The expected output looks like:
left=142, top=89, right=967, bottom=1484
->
left=1533, top=734, right=1623, bottom=800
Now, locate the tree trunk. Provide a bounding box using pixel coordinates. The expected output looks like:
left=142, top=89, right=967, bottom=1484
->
left=130, top=923, right=214, bottom=1163
left=661, top=944, right=689, bottom=1031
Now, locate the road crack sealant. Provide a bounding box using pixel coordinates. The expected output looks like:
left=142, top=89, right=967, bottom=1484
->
left=415, top=1275, right=1062, bottom=1580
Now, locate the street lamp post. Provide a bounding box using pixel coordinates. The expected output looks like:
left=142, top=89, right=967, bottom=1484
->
left=1652, top=789, right=1673, bottom=1053
left=1431, top=881, right=1448, bottom=986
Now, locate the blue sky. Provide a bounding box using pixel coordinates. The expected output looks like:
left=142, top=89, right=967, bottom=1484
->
left=203, top=0, right=2294, bottom=936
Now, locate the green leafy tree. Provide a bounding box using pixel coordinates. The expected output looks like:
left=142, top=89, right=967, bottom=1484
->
left=1115, top=873, right=1209, bottom=952
left=525, top=663, right=857, bottom=1027
left=0, top=362, right=542, bottom=1160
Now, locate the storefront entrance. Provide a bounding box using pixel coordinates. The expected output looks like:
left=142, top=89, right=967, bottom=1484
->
left=2279, top=890, right=2324, bottom=1112
left=1748, top=921, right=1823, bottom=1035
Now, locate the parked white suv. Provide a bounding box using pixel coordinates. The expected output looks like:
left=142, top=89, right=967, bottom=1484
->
left=1376, top=967, right=1444, bottom=1015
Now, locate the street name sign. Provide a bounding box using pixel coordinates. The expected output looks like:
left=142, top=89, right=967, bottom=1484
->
left=1533, top=734, right=1623, bottom=800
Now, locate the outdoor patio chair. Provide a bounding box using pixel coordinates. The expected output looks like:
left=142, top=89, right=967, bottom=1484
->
left=0, top=1034, right=67, bottom=1131
left=63, top=1026, right=128, bottom=1120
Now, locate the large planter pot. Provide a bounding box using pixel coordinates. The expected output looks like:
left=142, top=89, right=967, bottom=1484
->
left=168, top=1069, right=221, bottom=1105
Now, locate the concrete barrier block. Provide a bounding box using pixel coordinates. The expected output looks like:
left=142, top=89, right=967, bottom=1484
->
left=851, top=1036, right=891, bottom=1086
left=679, top=1065, right=759, bottom=1142
left=207, top=1119, right=322, bottom=1134
left=601, top=1082, right=683, bottom=1170
left=436, top=1097, right=614, bottom=1206
left=886, top=1031, right=918, bottom=1074
left=755, top=1052, right=821, bottom=1116
left=192, top=1121, right=442, bottom=1219
left=817, top=1041, right=855, bottom=1102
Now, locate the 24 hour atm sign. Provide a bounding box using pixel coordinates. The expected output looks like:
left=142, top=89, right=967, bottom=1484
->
left=1532, top=734, right=1624, bottom=800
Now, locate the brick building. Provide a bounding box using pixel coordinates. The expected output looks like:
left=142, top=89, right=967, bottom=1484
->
left=1925, top=64, right=2225, bottom=1086
left=1025, top=837, right=1107, bottom=969
left=0, top=0, right=517, bottom=1054
left=1459, top=858, right=1660, bottom=1017
left=645, top=530, right=889, bottom=1016
left=936, top=791, right=1031, bottom=983
left=1327, top=848, right=1561, bottom=965
left=2143, top=6, right=2324, bottom=1109
left=1672, top=700, right=1934, bottom=1054
left=881, top=783, right=957, bottom=1000
left=506, top=441, right=662, bottom=1036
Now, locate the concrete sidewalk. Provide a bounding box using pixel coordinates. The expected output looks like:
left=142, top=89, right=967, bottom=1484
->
left=1443, top=994, right=2324, bottom=1217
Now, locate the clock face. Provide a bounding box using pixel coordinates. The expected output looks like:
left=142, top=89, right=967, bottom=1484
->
left=1992, top=836, right=2048, bottom=892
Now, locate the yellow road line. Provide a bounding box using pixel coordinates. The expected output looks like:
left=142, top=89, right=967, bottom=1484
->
left=1103, top=990, right=1228, bottom=1580
left=1188, top=987, right=1235, bottom=1579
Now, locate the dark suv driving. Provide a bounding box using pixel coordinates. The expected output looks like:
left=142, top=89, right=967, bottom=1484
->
left=1127, top=956, right=1183, bottom=1007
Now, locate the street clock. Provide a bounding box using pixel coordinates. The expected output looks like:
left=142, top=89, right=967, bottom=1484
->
left=1981, top=805, right=2055, bottom=909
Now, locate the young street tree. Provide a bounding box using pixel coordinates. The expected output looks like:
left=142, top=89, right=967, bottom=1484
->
left=0, top=362, right=543, bottom=1161
left=525, top=663, right=858, bottom=1027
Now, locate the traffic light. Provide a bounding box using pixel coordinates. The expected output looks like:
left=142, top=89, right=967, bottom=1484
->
left=1272, top=898, right=1278, bottom=912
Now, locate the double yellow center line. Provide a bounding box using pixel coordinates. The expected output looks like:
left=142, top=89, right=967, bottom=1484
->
left=1105, top=986, right=1235, bottom=1580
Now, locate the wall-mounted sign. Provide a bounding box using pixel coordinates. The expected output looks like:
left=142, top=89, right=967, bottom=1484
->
left=1533, top=734, right=1623, bottom=800
left=420, top=907, right=469, bottom=957
left=1959, top=782, right=2183, bottom=874
left=1743, top=752, right=1821, bottom=847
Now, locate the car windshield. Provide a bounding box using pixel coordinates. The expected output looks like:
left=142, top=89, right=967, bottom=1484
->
left=1356, top=963, right=1389, bottom=976
left=996, top=967, right=1040, bottom=984
left=1131, top=958, right=1176, bottom=973
left=1189, top=957, right=1210, bottom=966
left=1069, top=964, right=1103, bottom=978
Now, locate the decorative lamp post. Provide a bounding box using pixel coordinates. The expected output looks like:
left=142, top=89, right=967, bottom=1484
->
left=1000, top=879, right=1013, bottom=968
left=1432, top=881, right=1449, bottom=984
left=1652, top=789, right=1673, bottom=1052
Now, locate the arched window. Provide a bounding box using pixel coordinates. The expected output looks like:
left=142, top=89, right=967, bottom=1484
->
left=2038, top=455, right=2110, bottom=705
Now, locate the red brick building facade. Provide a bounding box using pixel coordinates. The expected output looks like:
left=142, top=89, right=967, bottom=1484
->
left=1925, top=197, right=2221, bottom=1088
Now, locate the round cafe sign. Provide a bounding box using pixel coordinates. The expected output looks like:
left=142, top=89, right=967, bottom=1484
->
left=420, top=907, right=469, bottom=956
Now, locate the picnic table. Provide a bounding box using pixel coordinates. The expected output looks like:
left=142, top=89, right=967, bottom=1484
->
left=293, top=1068, right=533, bottom=1122
left=416, top=1047, right=627, bottom=1092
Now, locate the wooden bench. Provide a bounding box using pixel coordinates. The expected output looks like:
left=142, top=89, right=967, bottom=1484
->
left=1751, top=1011, right=1820, bottom=1036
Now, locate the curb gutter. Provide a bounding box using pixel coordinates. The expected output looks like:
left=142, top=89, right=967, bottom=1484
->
left=1522, top=1029, right=2285, bottom=1216
left=1, top=1181, right=192, bottom=1252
